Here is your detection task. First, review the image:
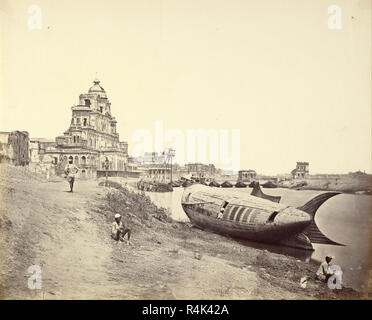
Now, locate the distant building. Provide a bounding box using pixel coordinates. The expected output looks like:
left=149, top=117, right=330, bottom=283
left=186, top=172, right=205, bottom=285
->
left=0, top=130, right=29, bottom=166
left=291, top=162, right=309, bottom=179
left=186, top=163, right=216, bottom=178
left=142, top=152, right=166, bottom=165
left=41, top=79, right=129, bottom=178
left=27, top=138, right=56, bottom=177
left=238, top=170, right=257, bottom=182
left=143, top=164, right=172, bottom=182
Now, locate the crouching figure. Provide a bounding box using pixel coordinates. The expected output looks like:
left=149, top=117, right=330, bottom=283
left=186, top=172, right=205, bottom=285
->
left=111, top=213, right=132, bottom=245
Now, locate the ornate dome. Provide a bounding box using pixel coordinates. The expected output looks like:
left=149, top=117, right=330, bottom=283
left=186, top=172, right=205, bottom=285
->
left=88, top=79, right=107, bottom=97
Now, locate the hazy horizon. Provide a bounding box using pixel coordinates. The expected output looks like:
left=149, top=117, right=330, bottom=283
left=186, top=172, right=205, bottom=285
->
left=1, top=0, right=371, bottom=175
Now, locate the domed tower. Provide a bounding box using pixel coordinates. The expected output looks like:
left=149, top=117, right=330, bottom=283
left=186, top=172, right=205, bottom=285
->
left=78, top=78, right=111, bottom=115
left=89, top=78, right=106, bottom=96
left=52, top=79, right=129, bottom=179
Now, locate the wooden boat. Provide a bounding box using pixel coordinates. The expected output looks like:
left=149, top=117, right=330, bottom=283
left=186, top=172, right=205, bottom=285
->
left=181, top=185, right=344, bottom=250
left=171, top=181, right=181, bottom=187
left=262, top=181, right=278, bottom=188
left=248, top=181, right=256, bottom=188
left=209, top=181, right=221, bottom=187
left=182, top=180, right=194, bottom=188
left=235, top=181, right=247, bottom=188
left=221, top=181, right=233, bottom=188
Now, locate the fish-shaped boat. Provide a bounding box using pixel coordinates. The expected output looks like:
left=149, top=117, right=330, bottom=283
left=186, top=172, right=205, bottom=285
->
left=181, top=185, right=344, bottom=250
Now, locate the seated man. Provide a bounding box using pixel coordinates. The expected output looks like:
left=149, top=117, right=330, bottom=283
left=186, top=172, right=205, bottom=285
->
left=316, top=254, right=335, bottom=282
left=111, top=213, right=132, bottom=245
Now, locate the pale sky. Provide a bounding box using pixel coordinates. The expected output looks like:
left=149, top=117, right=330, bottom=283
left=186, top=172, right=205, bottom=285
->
left=0, top=0, right=371, bottom=174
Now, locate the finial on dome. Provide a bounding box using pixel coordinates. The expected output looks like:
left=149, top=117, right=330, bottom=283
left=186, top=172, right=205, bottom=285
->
left=88, top=76, right=106, bottom=96
left=93, top=72, right=100, bottom=85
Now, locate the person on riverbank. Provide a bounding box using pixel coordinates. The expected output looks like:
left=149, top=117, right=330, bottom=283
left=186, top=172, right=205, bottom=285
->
left=111, top=213, right=132, bottom=245
left=64, top=159, right=79, bottom=192
left=217, top=207, right=224, bottom=219
left=316, top=255, right=335, bottom=282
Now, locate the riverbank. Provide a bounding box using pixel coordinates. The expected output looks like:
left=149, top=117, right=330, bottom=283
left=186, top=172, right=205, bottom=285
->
left=0, top=164, right=366, bottom=299
left=276, top=175, right=372, bottom=194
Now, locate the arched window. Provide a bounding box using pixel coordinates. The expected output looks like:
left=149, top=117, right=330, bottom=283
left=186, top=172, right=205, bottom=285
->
left=85, top=99, right=91, bottom=107
left=81, top=156, right=86, bottom=166
left=75, top=156, right=79, bottom=165
left=69, top=156, right=73, bottom=163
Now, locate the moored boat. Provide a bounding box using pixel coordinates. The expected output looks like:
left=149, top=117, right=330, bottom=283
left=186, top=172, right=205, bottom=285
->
left=235, top=181, right=247, bottom=188
left=181, top=185, right=344, bottom=250
left=221, top=181, right=233, bottom=188
left=262, top=181, right=278, bottom=188
left=209, top=180, right=221, bottom=187
left=182, top=180, right=194, bottom=188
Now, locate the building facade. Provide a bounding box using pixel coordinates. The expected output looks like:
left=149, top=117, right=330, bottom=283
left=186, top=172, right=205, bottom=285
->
left=291, top=162, right=309, bottom=179
left=44, top=79, right=129, bottom=178
left=142, top=164, right=172, bottom=182
left=238, top=170, right=257, bottom=182
left=186, top=163, right=216, bottom=178
left=0, top=131, right=29, bottom=166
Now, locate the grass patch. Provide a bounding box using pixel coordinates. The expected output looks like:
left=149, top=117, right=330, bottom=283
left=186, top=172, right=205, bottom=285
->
left=97, top=182, right=172, bottom=229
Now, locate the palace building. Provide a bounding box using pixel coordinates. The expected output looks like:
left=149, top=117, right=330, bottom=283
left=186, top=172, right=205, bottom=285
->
left=43, top=79, right=129, bottom=178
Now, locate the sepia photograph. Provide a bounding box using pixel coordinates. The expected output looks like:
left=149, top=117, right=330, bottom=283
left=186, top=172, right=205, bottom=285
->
left=0, top=0, right=371, bottom=306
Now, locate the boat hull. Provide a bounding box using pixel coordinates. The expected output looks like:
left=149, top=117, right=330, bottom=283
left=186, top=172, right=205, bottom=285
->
left=182, top=203, right=313, bottom=249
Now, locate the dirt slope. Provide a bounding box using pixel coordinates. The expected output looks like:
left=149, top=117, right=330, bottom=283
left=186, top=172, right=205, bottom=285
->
left=0, top=164, right=362, bottom=299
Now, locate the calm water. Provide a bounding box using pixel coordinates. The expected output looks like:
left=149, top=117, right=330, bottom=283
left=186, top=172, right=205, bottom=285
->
left=144, top=186, right=372, bottom=292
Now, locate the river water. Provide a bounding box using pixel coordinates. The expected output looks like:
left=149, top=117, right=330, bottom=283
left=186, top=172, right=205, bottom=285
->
left=144, top=186, right=372, bottom=292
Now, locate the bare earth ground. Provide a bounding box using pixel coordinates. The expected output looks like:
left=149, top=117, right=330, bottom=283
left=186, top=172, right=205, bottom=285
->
left=0, top=164, right=364, bottom=299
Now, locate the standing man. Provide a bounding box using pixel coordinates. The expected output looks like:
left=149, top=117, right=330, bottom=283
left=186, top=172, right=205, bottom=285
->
left=111, top=213, right=132, bottom=245
left=316, top=254, right=335, bottom=282
left=64, top=158, right=79, bottom=192
left=104, top=157, right=110, bottom=187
